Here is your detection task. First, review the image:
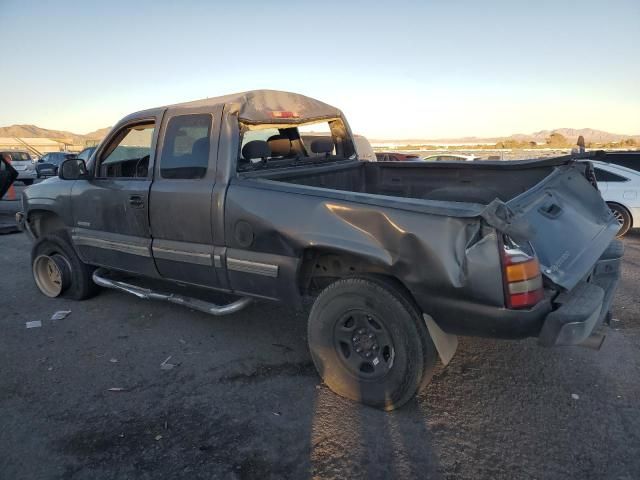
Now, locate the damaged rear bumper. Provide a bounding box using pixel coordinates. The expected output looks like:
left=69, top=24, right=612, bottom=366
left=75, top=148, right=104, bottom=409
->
left=538, top=239, right=623, bottom=347
left=423, top=240, right=623, bottom=345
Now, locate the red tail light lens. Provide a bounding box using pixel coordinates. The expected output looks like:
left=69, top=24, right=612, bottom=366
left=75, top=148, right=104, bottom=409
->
left=270, top=111, right=299, bottom=119
left=501, top=237, right=544, bottom=309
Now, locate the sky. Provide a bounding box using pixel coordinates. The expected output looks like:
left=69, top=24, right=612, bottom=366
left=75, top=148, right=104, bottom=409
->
left=1, top=0, right=639, bottom=139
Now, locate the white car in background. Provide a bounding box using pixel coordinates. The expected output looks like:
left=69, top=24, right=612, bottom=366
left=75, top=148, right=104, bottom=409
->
left=592, top=160, right=640, bottom=236
left=0, top=150, right=37, bottom=185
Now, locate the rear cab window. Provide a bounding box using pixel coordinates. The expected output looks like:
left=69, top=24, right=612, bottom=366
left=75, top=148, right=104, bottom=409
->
left=237, top=117, right=355, bottom=172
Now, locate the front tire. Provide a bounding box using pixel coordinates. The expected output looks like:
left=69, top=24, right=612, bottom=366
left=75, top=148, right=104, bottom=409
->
left=308, top=276, right=437, bottom=410
left=608, top=202, right=632, bottom=237
left=31, top=232, right=98, bottom=300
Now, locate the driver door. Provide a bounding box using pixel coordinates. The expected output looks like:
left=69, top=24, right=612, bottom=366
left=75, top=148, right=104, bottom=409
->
left=70, top=114, right=162, bottom=276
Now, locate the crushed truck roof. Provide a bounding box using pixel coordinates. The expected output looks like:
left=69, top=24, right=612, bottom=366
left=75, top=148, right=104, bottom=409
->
left=165, top=89, right=343, bottom=124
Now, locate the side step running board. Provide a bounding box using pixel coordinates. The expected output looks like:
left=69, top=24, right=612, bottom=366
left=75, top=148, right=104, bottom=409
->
left=92, top=268, right=252, bottom=316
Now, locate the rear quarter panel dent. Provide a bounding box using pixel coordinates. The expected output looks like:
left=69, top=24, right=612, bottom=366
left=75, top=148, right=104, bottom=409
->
left=225, top=183, right=502, bottom=309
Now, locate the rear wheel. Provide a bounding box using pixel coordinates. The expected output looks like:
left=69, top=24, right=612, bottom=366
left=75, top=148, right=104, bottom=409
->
left=31, top=232, right=98, bottom=300
left=308, top=276, right=437, bottom=410
left=608, top=202, right=632, bottom=237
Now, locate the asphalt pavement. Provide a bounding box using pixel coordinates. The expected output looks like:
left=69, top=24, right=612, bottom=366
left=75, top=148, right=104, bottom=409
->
left=1, top=228, right=639, bottom=480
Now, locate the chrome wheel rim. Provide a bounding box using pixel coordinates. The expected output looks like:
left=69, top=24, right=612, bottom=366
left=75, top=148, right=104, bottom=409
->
left=33, top=254, right=70, bottom=297
left=612, top=208, right=625, bottom=226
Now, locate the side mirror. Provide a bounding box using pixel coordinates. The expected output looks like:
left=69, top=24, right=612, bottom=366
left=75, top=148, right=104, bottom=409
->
left=38, top=158, right=44, bottom=163
left=59, top=159, right=88, bottom=180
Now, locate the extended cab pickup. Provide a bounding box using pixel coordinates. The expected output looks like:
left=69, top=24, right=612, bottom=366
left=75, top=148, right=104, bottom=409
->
left=18, top=90, right=623, bottom=410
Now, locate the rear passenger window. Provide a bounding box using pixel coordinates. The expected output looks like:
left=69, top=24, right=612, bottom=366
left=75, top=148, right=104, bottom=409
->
left=594, top=168, right=628, bottom=183
left=160, top=114, right=212, bottom=179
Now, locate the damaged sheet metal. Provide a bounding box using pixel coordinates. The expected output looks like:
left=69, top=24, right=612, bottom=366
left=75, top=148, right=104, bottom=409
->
left=225, top=181, right=507, bottom=312
left=171, top=89, right=343, bottom=125
left=225, top=158, right=617, bottom=326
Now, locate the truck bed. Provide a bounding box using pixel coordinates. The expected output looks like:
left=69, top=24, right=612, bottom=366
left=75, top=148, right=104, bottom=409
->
left=258, top=158, right=569, bottom=205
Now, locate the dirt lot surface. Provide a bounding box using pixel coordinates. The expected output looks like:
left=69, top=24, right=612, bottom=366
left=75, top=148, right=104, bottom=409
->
left=1, top=231, right=639, bottom=480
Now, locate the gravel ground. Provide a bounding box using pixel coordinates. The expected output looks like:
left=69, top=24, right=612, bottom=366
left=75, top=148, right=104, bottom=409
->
left=1, top=231, right=639, bottom=480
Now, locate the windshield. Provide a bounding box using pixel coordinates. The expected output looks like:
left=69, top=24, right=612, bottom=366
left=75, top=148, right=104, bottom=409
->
left=238, top=118, right=354, bottom=172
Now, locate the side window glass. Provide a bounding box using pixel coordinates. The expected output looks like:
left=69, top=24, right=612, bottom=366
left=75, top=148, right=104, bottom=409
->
left=594, top=168, right=628, bottom=183
left=160, top=114, right=211, bottom=179
left=98, top=123, right=155, bottom=178
left=614, top=159, right=640, bottom=172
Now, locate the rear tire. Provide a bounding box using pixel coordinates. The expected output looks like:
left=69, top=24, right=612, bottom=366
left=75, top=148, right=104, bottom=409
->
left=308, top=276, right=437, bottom=410
left=607, top=202, right=632, bottom=237
left=31, top=232, right=98, bottom=300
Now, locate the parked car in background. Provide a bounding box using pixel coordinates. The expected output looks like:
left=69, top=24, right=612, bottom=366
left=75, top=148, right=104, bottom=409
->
left=36, top=152, right=76, bottom=178
left=0, top=153, right=18, bottom=198
left=76, top=146, right=97, bottom=163
left=375, top=152, right=421, bottom=161
left=0, top=151, right=37, bottom=185
left=593, top=150, right=640, bottom=173
left=422, top=154, right=481, bottom=162
left=592, top=160, right=640, bottom=236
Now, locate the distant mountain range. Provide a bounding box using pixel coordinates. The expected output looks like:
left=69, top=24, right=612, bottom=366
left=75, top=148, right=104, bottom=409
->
left=370, top=128, right=640, bottom=145
left=1, top=124, right=639, bottom=147
left=0, top=124, right=111, bottom=145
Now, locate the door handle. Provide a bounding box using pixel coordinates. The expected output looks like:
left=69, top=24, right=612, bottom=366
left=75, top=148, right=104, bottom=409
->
left=129, top=195, right=144, bottom=207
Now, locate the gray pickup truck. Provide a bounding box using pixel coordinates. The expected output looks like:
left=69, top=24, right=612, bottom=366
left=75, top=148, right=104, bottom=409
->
left=18, top=90, right=622, bottom=410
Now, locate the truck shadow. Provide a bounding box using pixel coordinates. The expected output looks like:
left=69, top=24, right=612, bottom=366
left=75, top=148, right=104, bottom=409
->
left=44, top=286, right=637, bottom=479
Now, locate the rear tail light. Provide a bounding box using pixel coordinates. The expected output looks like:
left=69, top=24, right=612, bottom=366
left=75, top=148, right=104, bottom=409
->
left=501, top=237, right=544, bottom=309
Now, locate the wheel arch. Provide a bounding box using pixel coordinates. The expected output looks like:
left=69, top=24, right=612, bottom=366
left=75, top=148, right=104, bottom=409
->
left=27, top=209, right=67, bottom=239
left=298, top=246, right=413, bottom=299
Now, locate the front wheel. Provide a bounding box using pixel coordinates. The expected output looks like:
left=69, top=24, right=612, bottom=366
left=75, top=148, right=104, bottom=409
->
left=608, top=202, right=632, bottom=237
left=307, top=276, right=437, bottom=410
left=31, top=232, right=98, bottom=300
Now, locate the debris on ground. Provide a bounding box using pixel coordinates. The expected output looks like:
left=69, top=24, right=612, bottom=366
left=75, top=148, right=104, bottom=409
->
left=155, top=434, right=163, bottom=441
left=109, top=358, right=118, bottom=363
left=107, top=387, right=128, bottom=392
left=50, top=310, right=71, bottom=320
left=160, top=356, right=177, bottom=370
left=571, top=393, right=580, bottom=400
left=26, top=321, right=42, bottom=329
